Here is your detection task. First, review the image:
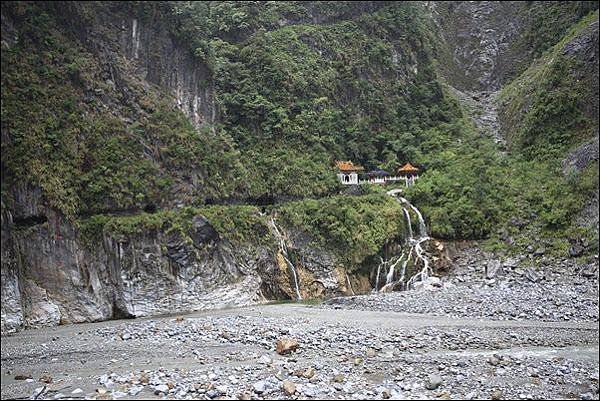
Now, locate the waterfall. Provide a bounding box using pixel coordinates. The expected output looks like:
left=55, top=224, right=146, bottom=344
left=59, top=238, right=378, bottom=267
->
left=377, top=253, right=405, bottom=292
left=408, top=203, right=427, bottom=238
left=345, top=272, right=356, bottom=296
left=269, top=217, right=302, bottom=301
left=402, top=208, right=413, bottom=240
left=381, top=189, right=433, bottom=291
left=398, top=252, right=410, bottom=289
left=386, top=252, right=404, bottom=285
left=374, top=256, right=384, bottom=292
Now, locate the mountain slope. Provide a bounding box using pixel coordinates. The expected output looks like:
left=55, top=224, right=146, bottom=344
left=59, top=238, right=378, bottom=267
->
left=1, top=1, right=598, bottom=332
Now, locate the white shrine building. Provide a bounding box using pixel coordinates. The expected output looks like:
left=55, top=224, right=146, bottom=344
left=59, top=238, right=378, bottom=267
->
left=335, top=161, right=365, bottom=184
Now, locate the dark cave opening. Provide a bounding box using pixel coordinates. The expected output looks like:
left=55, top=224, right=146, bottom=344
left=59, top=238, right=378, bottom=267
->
left=12, top=214, right=48, bottom=228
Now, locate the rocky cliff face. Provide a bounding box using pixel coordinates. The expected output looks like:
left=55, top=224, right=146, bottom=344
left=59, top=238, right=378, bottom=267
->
left=432, top=1, right=599, bottom=92
left=1, top=208, right=371, bottom=333
left=497, top=13, right=599, bottom=233
left=1, top=1, right=597, bottom=334
left=430, top=1, right=528, bottom=91
left=49, top=2, right=218, bottom=128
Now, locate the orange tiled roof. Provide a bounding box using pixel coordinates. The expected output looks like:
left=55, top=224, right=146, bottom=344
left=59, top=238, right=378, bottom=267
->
left=335, top=161, right=365, bottom=172
left=398, top=163, right=419, bottom=172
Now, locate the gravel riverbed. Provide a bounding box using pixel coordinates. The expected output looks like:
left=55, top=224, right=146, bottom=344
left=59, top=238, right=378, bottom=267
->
left=1, top=252, right=598, bottom=400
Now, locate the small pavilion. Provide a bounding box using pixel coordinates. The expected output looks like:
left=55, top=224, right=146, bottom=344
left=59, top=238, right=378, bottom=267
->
left=335, top=161, right=421, bottom=186
left=335, top=161, right=364, bottom=185
left=397, top=163, right=420, bottom=186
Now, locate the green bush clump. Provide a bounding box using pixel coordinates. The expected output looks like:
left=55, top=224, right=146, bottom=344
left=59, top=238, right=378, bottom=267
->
left=516, top=2, right=598, bottom=64
left=78, top=204, right=268, bottom=245
left=280, top=195, right=406, bottom=264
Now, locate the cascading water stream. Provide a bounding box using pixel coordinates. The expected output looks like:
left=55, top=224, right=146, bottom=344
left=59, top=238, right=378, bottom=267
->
left=380, top=189, right=433, bottom=290
left=408, top=203, right=427, bottom=238
left=386, top=252, right=404, bottom=285
left=373, top=256, right=384, bottom=292
left=269, top=217, right=302, bottom=301
left=345, top=273, right=356, bottom=296
left=403, top=208, right=413, bottom=240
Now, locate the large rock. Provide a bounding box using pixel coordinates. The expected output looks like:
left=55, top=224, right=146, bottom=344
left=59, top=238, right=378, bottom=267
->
left=276, top=338, right=299, bottom=355
left=282, top=380, right=296, bottom=396
left=0, top=258, right=23, bottom=333
left=524, top=267, right=542, bottom=283
left=485, top=260, right=503, bottom=279
left=189, top=215, right=218, bottom=246
left=426, top=374, right=443, bottom=390
left=562, top=136, right=599, bottom=231
left=21, top=279, right=61, bottom=328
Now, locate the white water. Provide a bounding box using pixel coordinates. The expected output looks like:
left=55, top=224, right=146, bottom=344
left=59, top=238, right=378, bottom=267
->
left=374, top=256, right=384, bottom=292
left=386, top=253, right=404, bottom=285
left=407, top=203, right=427, bottom=237
left=269, top=217, right=302, bottom=301
left=382, top=190, right=433, bottom=290
left=346, top=273, right=356, bottom=296
left=399, top=252, right=410, bottom=287
left=402, top=208, right=413, bottom=240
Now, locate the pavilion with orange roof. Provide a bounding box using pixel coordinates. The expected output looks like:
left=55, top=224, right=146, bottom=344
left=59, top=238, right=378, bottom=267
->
left=397, top=163, right=420, bottom=186
left=397, top=163, right=419, bottom=176
left=335, top=160, right=365, bottom=184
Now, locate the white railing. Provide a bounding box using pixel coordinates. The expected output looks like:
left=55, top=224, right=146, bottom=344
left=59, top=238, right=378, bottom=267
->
left=355, top=175, right=419, bottom=186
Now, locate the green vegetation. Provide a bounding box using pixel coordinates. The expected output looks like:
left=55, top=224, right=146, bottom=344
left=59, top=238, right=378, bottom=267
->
left=490, top=10, right=599, bottom=254
left=500, top=11, right=599, bottom=160
left=2, top=2, right=598, bottom=258
left=78, top=204, right=268, bottom=245
left=279, top=195, right=406, bottom=264
left=403, top=117, right=508, bottom=239
left=1, top=1, right=248, bottom=217
left=173, top=2, right=461, bottom=199
left=405, top=7, right=599, bottom=249
left=515, top=1, right=598, bottom=65
left=78, top=194, right=408, bottom=265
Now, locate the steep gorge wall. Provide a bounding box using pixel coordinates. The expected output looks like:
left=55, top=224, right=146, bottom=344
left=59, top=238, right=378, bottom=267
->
left=498, top=13, right=599, bottom=232
left=430, top=1, right=528, bottom=91
left=2, top=1, right=598, bottom=334
left=0, top=2, right=392, bottom=334
left=432, top=1, right=599, bottom=239
left=431, top=1, right=599, bottom=92
left=46, top=1, right=218, bottom=128
left=1, top=210, right=368, bottom=333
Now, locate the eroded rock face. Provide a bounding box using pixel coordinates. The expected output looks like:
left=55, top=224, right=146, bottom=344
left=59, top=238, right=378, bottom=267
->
left=20, top=279, right=61, bottom=328
left=0, top=226, right=23, bottom=334
left=189, top=215, right=219, bottom=245
left=63, top=3, right=219, bottom=129
left=431, top=1, right=528, bottom=91
left=0, top=211, right=370, bottom=333
left=563, top=135, right=600, bottom=232
left=562, top=19, right=599, bottom=123
left=562, top=136, right=599, bottom=177
left=0, top=175, right=375, bottom=333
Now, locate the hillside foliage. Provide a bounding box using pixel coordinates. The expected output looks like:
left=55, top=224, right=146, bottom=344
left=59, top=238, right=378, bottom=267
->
left=1, top=1, right=598, bottom=256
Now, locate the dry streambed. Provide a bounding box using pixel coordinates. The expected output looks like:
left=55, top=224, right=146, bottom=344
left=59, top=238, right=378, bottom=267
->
left=1, top=299, right=598, bottom=400
left=1, top=255, right=598, bottom=400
